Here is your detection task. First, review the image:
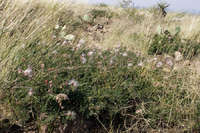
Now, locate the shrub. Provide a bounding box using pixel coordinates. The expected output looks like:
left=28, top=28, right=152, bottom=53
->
left=1, top=34, right=167, bottom=131
left=148, top=29, right=200, bottom=59
left=89, top=9, right=113, bottom=19
left=3, top=34, right=198, bottom=131
left=98, top=3, right=108, bottom=7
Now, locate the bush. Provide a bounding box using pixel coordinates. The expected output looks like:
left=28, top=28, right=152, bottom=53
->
left=3, top=35, right=198, bottom=131
left=1, top=34, right=165, bottom=130
left=89, top=9, right=113, bottom=19
left=148, top=29, right=200, bottom=59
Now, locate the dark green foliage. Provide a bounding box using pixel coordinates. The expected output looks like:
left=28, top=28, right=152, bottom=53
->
left=2, top=34, right=199, bottom=131
left=1, top=36, right=165, bottom=130
left=157, top=2, right=169, bottom=17
left=89, top=9, right=113, bottom=19
left=148, top=30, right=200, bottom=59
left=98, top=3, right=108, bottom=7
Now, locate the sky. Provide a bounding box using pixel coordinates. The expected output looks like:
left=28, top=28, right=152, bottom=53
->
left=132, top=0, right=200, bottom=13
left=72, top=0, right=200, bottom=13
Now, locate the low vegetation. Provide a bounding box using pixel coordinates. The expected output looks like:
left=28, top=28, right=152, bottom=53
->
left=1, top=0, right=200, bottom=132
left=148, top=28, right=200, bottom=59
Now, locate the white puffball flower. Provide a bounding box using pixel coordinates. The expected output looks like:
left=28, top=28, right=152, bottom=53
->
left=110, top=59, right=114, bottom=65
left=52, top=50, right=57, bottom=54
left=138, top=62, right=144, bottom=67
left=64, top=34, right=75, bottom=41
left=81, top=56, right=87, bottom=64
left=62, top=40, right=68, bottom=45
left=56, top=93, right=69, bottom=102
left=66, top=110, right=76, bottom=120
left=128, top=63, right=133, bottom=67
left=175, top=51, right=183, bottom=61
left=165, top=58, right=174, bottom=67
left=56, top=93, right=69, bottom=109
left=156, top=61, right=163, bottom=68
left=114, top=48, right=119, bottom=53
left=68, top=79, right=79, bottom=88
left=81, top=53, right=86, bottom=57
left=28, top=88, right=33, bottom=96
left=79, top=39, right=86, bottom=45
left=122, top=52, right=128, bottom=57
left=55, top=24, right=59, bottom=29
left=21, top=44, right=26, bottom=49
left=24, top=65, right=33, bottom=78
left=77, top=43, right=82, bottom=48
left=87, top=51, right=94, bottom=56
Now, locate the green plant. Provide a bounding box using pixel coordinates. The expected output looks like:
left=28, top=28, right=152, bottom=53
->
left=1, top=33, right=163, bottom=130
left=1, top=0, right=200, bottom=132
left=148, top=28, right=200, bottom=59
left=157, top=2, right=169, bottom=17
left=89, top=9, right=113, bottom=19
left=98, top=3, right=108, bottom=7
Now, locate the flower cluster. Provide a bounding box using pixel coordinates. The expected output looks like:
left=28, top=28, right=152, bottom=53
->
left=56, top=93, right=69, bottom=109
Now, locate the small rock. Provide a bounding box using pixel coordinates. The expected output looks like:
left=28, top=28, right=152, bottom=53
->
left=175, top=51, right=183, bottom=61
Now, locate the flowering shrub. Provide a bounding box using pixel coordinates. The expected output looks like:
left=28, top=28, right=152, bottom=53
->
left=1, top=1, right=200, bottom=132
left=1, top=35, right=166, bottom=130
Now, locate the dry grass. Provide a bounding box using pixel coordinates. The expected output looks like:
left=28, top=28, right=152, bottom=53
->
left=1, top=0, right=200, bottom=132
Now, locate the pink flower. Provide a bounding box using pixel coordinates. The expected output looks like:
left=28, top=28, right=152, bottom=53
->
left=28, top=88, right=33, bottom=96
left=87, top=51, right=94, bottom=56
left=49, top=80, right=53, bottom=88
left=23, top=65, right=33, bottom=78
left=45, top=80, right=48, bottom=86
left=69, top=79, right=79, bottom=88
left=18, top=68, right=23, bottom=74
left=156, top=61, right=163, bottom=68
left=80, top=56, right=87, bottom=64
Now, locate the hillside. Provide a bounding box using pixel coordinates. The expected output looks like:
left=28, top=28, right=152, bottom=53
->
left=1, top=0, right=200, bottom=132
